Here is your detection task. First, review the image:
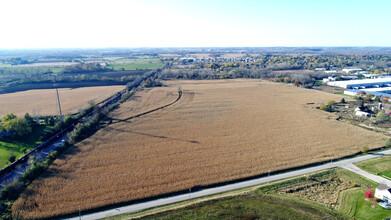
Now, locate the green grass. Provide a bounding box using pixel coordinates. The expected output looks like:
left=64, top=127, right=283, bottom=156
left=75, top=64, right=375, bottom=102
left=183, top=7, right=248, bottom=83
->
left=0, top=124, right=49, bottom=169
left=337, top=187, right=362, bottom=217
left=337, top=168, right=377, bottom=187
left=107, top=59, right=165, bottom=70
left=355, top=155, right=391, bottom=178
left=103, top=168, right=391, bottom=220
left=335, top=187, right=391, bottom=219
left=137, top=193, right=345, bottom=220
left=333, top=168, right=380, bottom=219
left=118, top=168, right=391, bottom=219
left=380, top=170, right=391, bottom=180
left=354, top=193, right=391, bottom=219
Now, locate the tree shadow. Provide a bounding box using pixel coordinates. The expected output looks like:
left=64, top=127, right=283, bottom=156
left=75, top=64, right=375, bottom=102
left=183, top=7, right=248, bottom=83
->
left=369, top=152, right=386, bottom=156
left=106, top=127, right=199, bottom=144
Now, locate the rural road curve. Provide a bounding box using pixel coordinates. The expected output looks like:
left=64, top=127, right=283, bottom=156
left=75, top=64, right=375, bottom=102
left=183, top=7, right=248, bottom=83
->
left=66, top=148, right=391, bottom=220
left=341, top=163, right=391, bottom=186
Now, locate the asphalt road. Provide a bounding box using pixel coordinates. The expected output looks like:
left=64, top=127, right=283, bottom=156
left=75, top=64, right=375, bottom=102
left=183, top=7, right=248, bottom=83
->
left=67, top=148, right=391, bottom=220
left=0, top=136, right=67, bottom=189
left=341, top=163, right=391, bottom=186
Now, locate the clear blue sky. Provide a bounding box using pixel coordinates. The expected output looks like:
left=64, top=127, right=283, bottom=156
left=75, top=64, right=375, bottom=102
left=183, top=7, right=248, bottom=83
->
left=1, top=0, right=390, bottom=48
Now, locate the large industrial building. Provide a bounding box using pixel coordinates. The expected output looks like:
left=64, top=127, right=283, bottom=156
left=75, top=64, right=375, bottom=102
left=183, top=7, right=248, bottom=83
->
left=326, top=77, right=391, bottom=97
left=327, top=78, right=391, bottom=89
left=344, top=88, right=391, bottom=97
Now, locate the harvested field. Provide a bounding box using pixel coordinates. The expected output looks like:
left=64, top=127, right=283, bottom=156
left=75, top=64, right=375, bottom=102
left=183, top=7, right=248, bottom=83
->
left=0, top=85, right=124, bottom=117
left=185, top=53, right=210, bottom=59
left=12, top=79, right=388, bottom=219
left=220, top=53, right=245, bottom=58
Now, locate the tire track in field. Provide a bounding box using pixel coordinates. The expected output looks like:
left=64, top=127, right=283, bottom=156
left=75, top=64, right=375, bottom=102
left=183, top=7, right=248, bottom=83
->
left=109, top=90, right=182, bottom=125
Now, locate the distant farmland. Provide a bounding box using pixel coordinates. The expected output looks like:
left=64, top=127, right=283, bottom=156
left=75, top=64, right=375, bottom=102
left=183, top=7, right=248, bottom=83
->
left=12, top=79, right=387, bottom=219
left=0, top=85, right=124, bottom=117
left=107, top=58, right=165, bottom=70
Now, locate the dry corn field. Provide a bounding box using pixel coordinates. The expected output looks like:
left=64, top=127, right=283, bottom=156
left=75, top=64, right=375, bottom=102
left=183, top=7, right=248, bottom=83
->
left=13, top=79, right=388, bottom=219
left=0, top=85, right=125, bottom=117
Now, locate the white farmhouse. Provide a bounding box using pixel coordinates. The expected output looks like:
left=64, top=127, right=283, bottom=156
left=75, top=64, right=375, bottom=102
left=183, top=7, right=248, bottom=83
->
left=355, top=111, right=370, bottom=117
left=375, top=184, right=391, bottom=203
left=354, top=107, right=370, bottom=117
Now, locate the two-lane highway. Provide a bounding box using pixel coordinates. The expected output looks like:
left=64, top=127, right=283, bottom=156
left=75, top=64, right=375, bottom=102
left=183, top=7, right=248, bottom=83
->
left=67, top=149, right=391, bottom=220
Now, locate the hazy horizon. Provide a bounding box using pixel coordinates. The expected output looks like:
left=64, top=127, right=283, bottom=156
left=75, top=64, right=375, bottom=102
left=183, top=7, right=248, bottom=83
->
left=1, top=0, right=391, bottom=49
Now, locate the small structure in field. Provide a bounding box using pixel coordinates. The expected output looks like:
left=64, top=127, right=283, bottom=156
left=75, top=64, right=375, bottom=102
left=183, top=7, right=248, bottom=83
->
left=355, top=111, right=370, bottom=117
left=375, top=184, right=391, bottom=209
left=354, top=106, right=370, bottom=117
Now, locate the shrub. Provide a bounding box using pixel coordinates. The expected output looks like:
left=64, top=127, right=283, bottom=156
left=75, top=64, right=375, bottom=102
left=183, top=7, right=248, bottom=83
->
left=361, top=145, right=369, bottom=153
left=364, top=94, right=375, bottom=102
left=121, top=91, right=135, bottom=103
left=340, top=98, right=346, bottom=103
left=1, top=179, right=24, bottom=200
left=382, top=96, right=390, bottom=104
left=320, top=105, right=333, bottom=112
left=357, top=91, right=366, bottom=97
left=327, top=100, right=335, bottom=105
left=365, top=189, right=374, bottom=199
left=23, top=161, right=48, bottom=183
left=319, top=105, right=328, bottom=111
left=376, top=111, right=388, bottom=122
left=8, top=152, right=16, bottom=163
left=385, top=138, right=391, bottom=148
left=2, top=118, right=32, bottom=138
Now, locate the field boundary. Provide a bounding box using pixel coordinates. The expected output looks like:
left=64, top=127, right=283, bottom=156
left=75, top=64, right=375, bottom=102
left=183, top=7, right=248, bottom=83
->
left=110, top=90, right=182, bottom=124
left=60, top=146, right=390, bottom=220
left=64, top=148, right=391, bottom=220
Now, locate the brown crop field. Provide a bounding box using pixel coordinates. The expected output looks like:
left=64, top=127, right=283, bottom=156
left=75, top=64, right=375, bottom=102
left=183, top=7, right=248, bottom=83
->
left=0, top=85, right=124, bottom=117
left=12, top=79, right=387, bottom=219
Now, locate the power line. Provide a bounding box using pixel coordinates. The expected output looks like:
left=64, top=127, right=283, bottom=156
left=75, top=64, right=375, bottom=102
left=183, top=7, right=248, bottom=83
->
left=53, top=74, right=63, bottom=118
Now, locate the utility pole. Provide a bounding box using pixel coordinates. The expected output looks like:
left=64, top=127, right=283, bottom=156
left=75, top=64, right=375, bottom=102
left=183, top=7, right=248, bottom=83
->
left=53, top=74, right=63, bottom=119
left=268, top=170, right=270, bottom=183
left=55, top=86, right=62, bottom=118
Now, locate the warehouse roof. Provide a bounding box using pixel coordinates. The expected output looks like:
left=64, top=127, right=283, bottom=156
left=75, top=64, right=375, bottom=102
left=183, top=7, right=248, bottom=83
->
left=362, top=87, right=391, bottom=92
left=327, top=77, right=391, bottom=88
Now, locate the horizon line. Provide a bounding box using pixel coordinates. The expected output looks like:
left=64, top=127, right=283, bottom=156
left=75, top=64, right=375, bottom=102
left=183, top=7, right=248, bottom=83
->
left=1, top=46, right=391, bottom=50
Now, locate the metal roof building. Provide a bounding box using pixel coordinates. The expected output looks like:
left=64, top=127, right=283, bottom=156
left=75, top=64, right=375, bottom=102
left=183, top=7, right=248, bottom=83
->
left=344, top=89, right=391, bottom=97
left=327, top=78, right=391, bottom=89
